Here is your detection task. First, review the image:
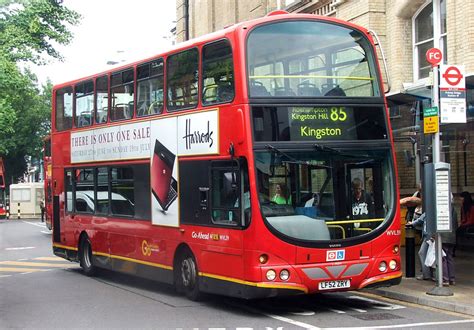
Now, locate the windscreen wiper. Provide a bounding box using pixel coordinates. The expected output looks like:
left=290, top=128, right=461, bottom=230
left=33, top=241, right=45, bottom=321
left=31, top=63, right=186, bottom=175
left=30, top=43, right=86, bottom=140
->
left=313, top=143, right=368, bottom=158
left=265, top=144, right=298, bottom=161
left=266, top=145, right=332, bottom=168
left=313, top=143, right=340, bottom=154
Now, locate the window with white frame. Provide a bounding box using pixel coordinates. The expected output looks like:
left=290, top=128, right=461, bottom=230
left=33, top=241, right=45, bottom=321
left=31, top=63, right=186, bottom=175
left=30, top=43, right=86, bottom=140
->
left=413, top=0, right=447, bottom=80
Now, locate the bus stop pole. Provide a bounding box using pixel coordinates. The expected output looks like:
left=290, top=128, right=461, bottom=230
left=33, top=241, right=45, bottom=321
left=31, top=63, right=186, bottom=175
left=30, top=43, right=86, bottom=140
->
left=427, top=0, right=452, bottom=296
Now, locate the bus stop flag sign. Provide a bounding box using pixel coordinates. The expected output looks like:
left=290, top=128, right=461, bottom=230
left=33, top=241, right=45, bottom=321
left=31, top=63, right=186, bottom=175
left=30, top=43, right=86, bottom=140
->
left=439, top=64, right=466, bottom=124
left=424, top=106, right=439, bottom=134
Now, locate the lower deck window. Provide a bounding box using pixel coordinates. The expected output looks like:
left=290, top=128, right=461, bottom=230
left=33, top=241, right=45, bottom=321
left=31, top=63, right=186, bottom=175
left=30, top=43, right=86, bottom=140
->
left=64, top=164, right=150, bottom=220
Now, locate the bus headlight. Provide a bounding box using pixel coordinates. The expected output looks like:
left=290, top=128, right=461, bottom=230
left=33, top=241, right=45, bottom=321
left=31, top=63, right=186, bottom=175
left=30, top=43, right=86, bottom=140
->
left=266, top=269, right=277, bottom=281
left=378, top=261, right=387, bottom=272
left=389, top=260, right=397, bottom=270
left=259, top=254, right=268, bottom=264
left=393, top=245, right=399, bottom=254
left=279, top=269, right=290, bottom=281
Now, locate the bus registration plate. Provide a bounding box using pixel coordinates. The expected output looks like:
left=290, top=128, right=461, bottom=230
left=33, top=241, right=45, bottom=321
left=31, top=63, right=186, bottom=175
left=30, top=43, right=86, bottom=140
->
left=318, top=279, right=350, bottom=290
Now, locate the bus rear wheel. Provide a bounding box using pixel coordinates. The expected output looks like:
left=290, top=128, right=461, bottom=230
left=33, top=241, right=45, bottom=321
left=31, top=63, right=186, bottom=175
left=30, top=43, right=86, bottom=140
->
left=79, top=236, right=96, bottom=276
left=176, top=250, right=201, bottom=301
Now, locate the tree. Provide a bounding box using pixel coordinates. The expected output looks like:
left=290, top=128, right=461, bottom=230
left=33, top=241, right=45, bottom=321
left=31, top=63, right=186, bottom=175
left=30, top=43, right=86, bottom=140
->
left=0, top=0, right=79, bottom=184
left=0, top=0, right=80, bottom=64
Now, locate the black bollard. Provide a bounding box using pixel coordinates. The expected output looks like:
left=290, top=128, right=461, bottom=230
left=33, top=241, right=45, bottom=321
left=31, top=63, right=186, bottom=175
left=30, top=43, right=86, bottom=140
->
left=405, top=224, right=416, bottom=278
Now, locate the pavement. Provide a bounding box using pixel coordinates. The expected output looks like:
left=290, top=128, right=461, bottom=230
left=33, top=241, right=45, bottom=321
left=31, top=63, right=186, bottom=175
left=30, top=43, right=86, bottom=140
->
left=368, top=246, right=474, bottom=316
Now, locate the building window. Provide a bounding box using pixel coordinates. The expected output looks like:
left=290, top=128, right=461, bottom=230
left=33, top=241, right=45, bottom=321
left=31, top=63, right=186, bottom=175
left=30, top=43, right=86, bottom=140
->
left=413, top=0, right=447, bottom=80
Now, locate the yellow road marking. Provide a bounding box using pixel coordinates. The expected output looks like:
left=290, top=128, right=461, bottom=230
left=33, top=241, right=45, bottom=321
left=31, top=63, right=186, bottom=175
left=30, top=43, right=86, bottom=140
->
left=0, top=267, right=43, bottom=273
left=33, top=257, right=64, bottom=261
left=0, top=261, right=75, bottom=268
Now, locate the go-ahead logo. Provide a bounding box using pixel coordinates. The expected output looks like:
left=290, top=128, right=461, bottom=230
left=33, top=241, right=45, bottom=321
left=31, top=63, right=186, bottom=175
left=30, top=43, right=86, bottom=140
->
left=326, top=249, right=345, bottom=262
left=141, top=240, right=159, bottom=256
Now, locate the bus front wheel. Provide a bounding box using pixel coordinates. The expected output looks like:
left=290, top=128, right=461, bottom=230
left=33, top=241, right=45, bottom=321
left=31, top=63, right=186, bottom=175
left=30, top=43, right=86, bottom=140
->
left=176, top=250, right=201, bottom=301
left=79, top=236, right=96, bottom=276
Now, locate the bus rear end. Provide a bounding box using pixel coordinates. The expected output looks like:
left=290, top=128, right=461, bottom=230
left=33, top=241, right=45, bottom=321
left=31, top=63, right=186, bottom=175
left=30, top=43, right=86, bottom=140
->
left=242, top=15, right=401, bottom=295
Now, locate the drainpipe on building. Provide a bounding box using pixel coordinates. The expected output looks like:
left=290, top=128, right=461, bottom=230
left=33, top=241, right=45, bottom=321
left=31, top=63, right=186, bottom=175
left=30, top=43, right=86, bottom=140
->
left=463, top=138, right=469, bottom=186
left=184, top=0, right=189, bottom=41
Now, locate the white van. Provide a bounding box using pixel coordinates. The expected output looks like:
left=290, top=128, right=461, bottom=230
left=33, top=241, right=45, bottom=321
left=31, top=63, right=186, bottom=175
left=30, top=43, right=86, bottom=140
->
left=67, top=191, right=134, bottom=216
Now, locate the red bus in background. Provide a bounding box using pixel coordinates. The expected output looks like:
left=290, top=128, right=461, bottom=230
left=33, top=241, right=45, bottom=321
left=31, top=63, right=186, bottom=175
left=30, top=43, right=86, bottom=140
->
left=51, top=11, right=401, bottom=300
left=43, top=135, right=53, bottom=229
left=0, top=158, right=6, bottom=219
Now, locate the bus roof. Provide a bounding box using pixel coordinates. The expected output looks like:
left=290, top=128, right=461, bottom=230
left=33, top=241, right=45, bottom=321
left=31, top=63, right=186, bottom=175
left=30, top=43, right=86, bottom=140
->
left=52, top=11, right=371, bottom=89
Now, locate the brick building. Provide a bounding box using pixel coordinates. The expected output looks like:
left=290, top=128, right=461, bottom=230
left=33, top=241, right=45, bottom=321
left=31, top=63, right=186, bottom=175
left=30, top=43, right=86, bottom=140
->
left=175, top=0, right=474, bottom=198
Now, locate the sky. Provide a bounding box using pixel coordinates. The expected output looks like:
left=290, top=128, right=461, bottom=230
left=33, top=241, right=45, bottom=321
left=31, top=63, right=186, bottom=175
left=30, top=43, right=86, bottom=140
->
left=31, top=0, right=177, bottom=86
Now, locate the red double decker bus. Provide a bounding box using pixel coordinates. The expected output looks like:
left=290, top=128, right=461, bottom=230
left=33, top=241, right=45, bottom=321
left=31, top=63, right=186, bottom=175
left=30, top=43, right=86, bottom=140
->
left=0, top=157, right=6, bottom=219
left=51, top=11, right=401, bottom=299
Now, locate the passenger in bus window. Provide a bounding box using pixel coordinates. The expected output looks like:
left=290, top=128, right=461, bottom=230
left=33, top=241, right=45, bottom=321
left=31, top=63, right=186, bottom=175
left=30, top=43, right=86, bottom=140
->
left=213, top=71, right=233, bottom=103
left=272, top=183, right=291, bottom=205
left=351, top=178, right=374, bottom=219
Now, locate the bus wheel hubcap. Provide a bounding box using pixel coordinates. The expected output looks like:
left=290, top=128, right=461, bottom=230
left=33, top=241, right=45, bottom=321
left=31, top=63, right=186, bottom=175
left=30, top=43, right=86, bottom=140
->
left=181, top=258, right=196, bottom=288
left=83, top=242, right=91, bottom=267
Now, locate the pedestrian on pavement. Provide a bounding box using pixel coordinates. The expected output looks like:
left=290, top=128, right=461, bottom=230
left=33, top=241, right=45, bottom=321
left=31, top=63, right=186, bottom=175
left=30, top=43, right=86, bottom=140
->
left=441, top=196, right=458, bottom=286
left=407, top=212, right=434, bottom=281
left=459, top=191, right=474, bottom=228
left=400, top=182, right=422, bottom=222
left=40, top=198, right=45, bottom=222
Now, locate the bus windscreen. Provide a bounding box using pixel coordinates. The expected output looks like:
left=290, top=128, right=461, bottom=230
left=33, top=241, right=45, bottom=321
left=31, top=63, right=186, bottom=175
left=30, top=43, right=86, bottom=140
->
left=247, top=20, right=381, bottom=98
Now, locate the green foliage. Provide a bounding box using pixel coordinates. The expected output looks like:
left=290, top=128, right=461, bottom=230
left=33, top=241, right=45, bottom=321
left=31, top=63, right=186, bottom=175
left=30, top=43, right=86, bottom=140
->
left=0, top=0, right=80, bottom=64
left=0, top=0, right=79, bottom=183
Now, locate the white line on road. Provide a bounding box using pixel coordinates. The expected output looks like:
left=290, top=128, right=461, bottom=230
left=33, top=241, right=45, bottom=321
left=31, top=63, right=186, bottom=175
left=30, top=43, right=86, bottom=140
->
left=263, top=313, right=321, bottom=330
left=327, top=308, right=345, bottom=314
left=324, top=319, right=474, bottom=329
left=5, top=247, right=35, bottom=251
left=22, top=221, right=46, bottom=228
left=349, top=295, right=406, bottom=310
left=41, top=230, right=52, bottom=234
left=348, top=307, right=367, bottom=313
left=0, top=275, right=12, bottom=278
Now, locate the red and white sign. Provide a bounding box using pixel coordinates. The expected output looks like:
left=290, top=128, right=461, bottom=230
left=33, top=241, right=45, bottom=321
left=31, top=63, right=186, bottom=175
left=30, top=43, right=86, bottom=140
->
left=326, top=250, right=345, bottom=261
left=440, top=65, right=465, bottom=89
left=426, top=48, right=443, bottom=67
left=439, top=64, right=466, bottom=124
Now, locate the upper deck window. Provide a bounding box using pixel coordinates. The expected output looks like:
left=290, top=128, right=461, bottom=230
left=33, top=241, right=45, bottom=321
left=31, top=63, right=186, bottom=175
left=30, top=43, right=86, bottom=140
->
left=74, top=80, right=94, bottom=128
left=202, top=40, right=234, bottom=105
left=110, top=69, right=134, bottom=121
left=167, top=48, right=199, bottom=111
left=247, top=20, right=380, bottom=98
left=95, top=76, right=108, bottom=124
left=55, top=86, right=73, bottom=131
left=137, top=59, right=164, bottom=117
